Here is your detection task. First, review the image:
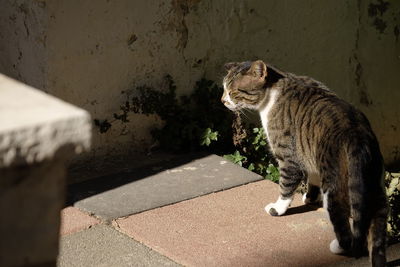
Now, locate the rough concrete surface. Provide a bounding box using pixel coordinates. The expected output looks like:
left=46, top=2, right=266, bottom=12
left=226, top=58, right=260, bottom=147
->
left=60, top=207, right=100, bottom=236
left=57, top=224, right=180, bottom=267
left=74, top=154, right=262, bottom=220
left=0, top=74, right=91, bottom=168
left=115, top=180, right=347, bottom=267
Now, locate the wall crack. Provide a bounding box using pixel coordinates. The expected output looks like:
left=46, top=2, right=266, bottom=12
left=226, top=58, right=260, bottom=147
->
left=351, top=0, right=372, bottom=106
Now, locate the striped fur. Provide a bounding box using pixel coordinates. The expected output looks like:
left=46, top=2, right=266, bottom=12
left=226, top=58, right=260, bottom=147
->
left=222, top=60, right=388, bottom=267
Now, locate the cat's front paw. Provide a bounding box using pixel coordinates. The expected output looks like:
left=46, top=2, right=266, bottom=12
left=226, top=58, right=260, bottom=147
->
left=265, top=203, right=280, bottom=216
left=264, top=200, right=291, bottom=216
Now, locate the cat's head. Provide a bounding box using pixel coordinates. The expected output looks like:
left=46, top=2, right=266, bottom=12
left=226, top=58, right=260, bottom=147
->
left=221, top=60, right=267, bottom=111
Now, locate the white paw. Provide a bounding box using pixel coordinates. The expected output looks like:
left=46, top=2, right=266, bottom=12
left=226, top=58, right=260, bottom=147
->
left=264, top=196, right=292, bottom=216
left=265, top=203, right=280, bottom=216
left=330, top=239, right=345, bottom=254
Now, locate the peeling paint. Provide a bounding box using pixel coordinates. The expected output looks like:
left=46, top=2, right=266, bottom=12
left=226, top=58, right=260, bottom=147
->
left=353, top=0, right=372, bottom=106
left=165, top=0, right=202, bottom=51
left=368, top=0, right=390, bottom=33
left=127, top=33, right=138, bottom=51
left=170, top=0, right=189, bottom=51
left=18, top=3, right=30, bottom=37
left=372, top=17, right=387, bottom=33
left=355, top=61, right=372, bottom=106
left=368, top=0, right=389, bottom=17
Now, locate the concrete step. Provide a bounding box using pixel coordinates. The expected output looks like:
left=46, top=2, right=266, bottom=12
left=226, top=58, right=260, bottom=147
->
left=69, top=154, right=262, bottom=220
left=60, top=154, right=400, bottom=267
left=114, top=180, right=342, bottom=266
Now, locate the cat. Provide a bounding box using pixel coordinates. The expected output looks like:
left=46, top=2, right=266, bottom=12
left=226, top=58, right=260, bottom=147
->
left=222, top=60, right=388, bottom=267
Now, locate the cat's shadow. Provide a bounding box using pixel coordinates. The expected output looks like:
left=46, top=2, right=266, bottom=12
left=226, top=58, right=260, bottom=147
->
left=284, top=204, right=321, bottom=216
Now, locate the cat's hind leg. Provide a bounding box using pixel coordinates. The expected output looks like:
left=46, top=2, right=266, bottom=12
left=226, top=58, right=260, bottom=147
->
left=369, top=201, right=388, bottom=267
left=302, top=183, right=322, bottom=205
left=265, top=162, right=304, bottom=216
left=324, top=189, right=353, bottom=255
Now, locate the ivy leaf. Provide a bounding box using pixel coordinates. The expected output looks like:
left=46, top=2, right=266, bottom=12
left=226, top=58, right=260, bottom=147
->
left=202, top=138, right=211, bottom=146
left=200, top=128, right=219, bottom=146
left=388, top=177, right=400, bottom=196
left=209, top=131, right=218, bottom=141
left=266, top=163, right=280, bottom=183
left=223, top=150, right=247, bottom=166
left=248, top=163, right=255, bottom=171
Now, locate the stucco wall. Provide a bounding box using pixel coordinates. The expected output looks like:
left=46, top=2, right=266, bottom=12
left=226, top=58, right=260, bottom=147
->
left=1, top=0, right=399, bottom=167
left=0, top=0, right=47, bottom=89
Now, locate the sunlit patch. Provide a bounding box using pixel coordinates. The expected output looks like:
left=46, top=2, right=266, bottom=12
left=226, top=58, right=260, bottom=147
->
left=183, top=167, right=197, bottom=171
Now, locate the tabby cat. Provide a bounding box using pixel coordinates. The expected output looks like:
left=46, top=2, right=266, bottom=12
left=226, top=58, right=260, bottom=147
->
left=222, top=60, right=388, bottom=267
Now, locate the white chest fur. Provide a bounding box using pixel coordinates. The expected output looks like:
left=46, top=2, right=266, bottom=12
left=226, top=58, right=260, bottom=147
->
left=259, top=89, right=279, bottom=143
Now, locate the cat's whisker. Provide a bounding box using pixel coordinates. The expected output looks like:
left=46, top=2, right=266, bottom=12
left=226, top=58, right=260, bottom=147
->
left=239, top=110, right=250, bottom=120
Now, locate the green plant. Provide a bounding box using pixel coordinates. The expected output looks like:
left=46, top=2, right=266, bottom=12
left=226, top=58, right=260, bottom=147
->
left=155, top=78, right=234, bottom=152
left=93, top=75, right=234, bottom=152
left=386, top=171, right=400, bottom=242
left=110, top=75, right=279, bottom=181
left=266, top=163, right=280, bottom=183
left=223, top=150, right=247, bottom=167
left=200, top=128, right=219, bottom=146
left=106, top=75, right=235, bottom=153
left=222, top=126, right=279, bottom=182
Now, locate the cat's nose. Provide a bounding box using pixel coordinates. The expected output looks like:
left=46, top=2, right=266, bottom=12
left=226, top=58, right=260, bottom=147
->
left=221, top=98, right=230, bottom=107
left=221, top=96, right=227, bottom=104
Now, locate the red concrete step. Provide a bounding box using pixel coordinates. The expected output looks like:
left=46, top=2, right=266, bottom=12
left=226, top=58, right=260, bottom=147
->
left=114, top=180, right=348, bottom=266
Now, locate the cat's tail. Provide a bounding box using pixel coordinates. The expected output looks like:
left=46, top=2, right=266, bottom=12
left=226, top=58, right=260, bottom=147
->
left=347, top=139, right=387, bottom=267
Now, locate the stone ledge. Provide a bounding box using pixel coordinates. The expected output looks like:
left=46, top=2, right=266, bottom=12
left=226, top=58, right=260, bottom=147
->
left=0, top=74, right=91, bottom=168
left=0, top=74, right=92, bottom=266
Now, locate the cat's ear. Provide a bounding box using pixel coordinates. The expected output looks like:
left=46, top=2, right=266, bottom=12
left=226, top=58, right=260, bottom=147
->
left=224, top=62, right=238, bottom=71
left=248, top=60, right=267, bottom=78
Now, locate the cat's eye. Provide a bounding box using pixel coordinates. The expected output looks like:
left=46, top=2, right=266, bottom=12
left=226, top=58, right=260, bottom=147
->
left=238, top=88, right=257, bottom=95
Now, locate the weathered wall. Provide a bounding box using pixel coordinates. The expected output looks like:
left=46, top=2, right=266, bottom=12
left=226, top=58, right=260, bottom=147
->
left=0, top=0, right=399, bottom=167
left=0, top=0, right=47, bottom=89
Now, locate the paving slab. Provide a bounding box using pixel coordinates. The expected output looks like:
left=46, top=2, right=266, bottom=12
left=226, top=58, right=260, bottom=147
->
left=60, top=207, right=100, bottom=236
left=115, top=180, right=348, bottom=267
left=57, top=224, right=180, bottom=267
left=73, top=154, right=262, bottom=220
